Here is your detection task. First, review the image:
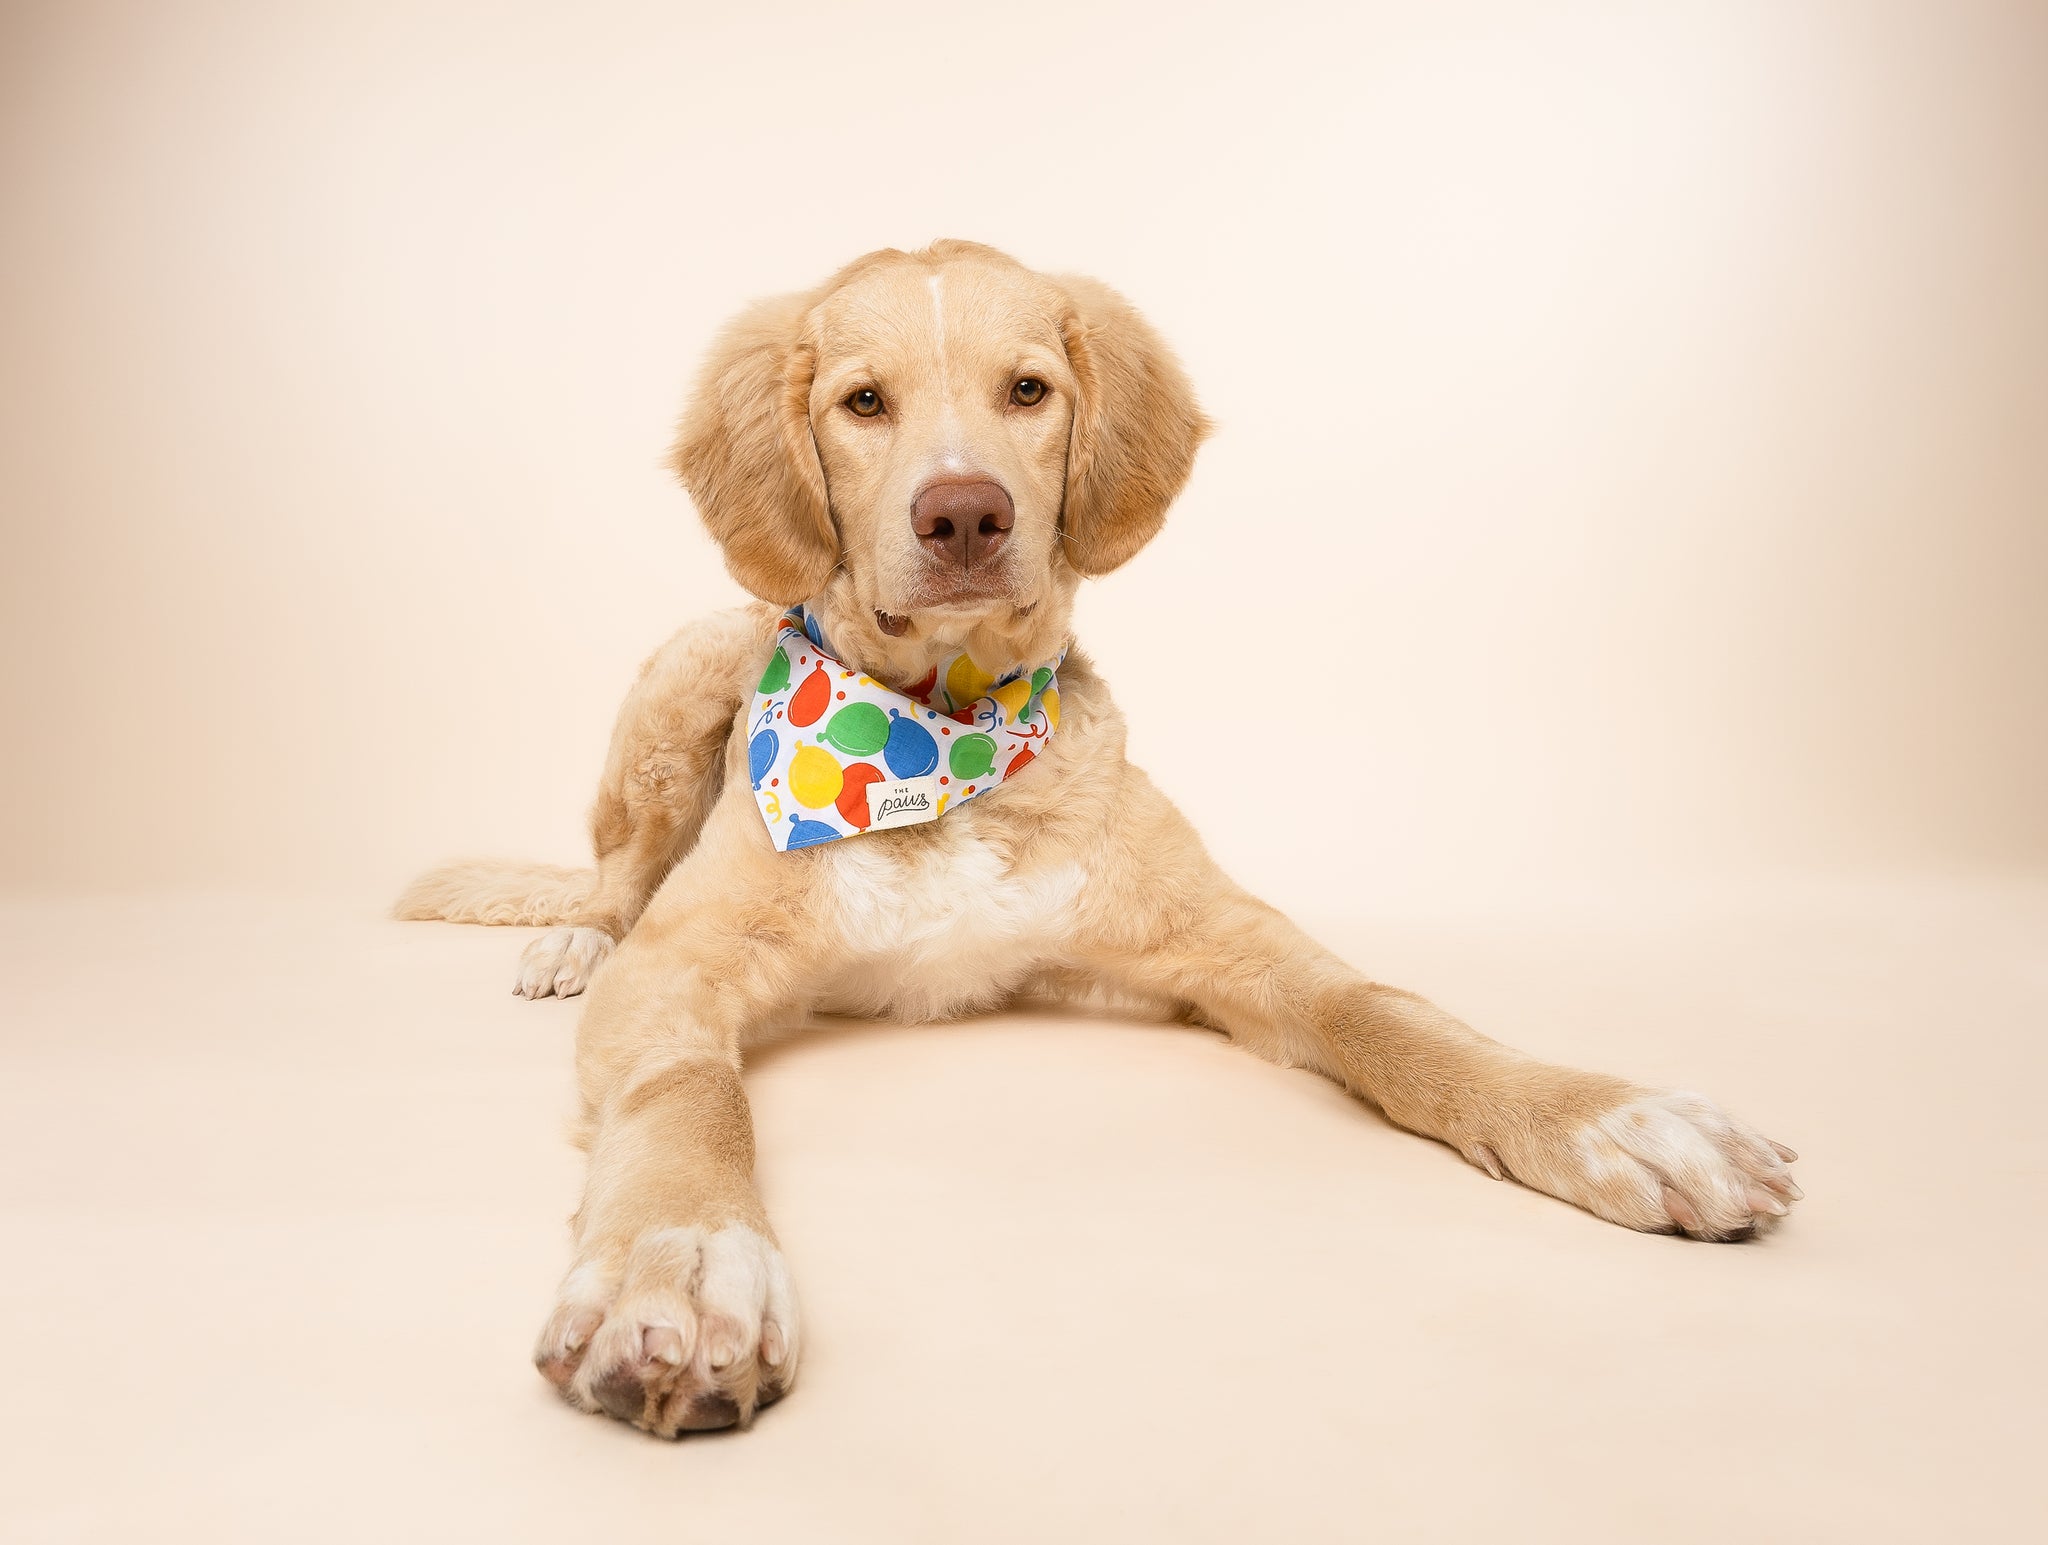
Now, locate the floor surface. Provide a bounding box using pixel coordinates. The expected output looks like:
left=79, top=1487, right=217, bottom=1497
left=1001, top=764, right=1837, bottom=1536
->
left=3, top=883, right=2043, bottom=1542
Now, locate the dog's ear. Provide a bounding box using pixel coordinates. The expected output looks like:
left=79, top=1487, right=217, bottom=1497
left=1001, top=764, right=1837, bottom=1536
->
left=1055, top=274, right=1211, bottom=576
left=671, top=292, right=838, bottom=605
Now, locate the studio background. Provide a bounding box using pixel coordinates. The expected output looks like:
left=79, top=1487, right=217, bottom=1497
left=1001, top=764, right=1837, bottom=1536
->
left=5, top=0, right=2042, bottom=906
left=3, top=5, right=2045, bottom=1543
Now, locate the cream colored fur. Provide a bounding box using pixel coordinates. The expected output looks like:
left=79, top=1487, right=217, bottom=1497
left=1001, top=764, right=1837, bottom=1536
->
left=394, top=860, right=594, bottom=928
left=400, top=240, right=1801, bottom=1439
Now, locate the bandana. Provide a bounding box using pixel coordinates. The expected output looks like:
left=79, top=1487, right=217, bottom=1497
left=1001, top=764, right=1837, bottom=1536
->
left=747, top=606, right=1066, bottom=850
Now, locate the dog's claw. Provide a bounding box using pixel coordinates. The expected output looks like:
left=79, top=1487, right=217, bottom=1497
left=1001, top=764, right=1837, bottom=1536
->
left=1661, top=1184, right=1703, bottom=1233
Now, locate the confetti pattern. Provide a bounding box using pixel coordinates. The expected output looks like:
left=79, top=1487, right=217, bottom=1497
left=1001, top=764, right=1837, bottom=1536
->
left=749, top=606, right=1066, bottom=852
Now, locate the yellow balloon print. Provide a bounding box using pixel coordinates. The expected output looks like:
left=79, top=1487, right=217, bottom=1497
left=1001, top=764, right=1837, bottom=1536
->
left=789, top=741, right=844, bottom=809
left=945, top=653, right=996, bottom=708
left=1040, top=685, right=1060, bottom=729
left=990, top=678, right=1032, bottom=720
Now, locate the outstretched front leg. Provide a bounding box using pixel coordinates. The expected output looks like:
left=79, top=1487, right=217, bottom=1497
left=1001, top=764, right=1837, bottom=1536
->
left=531, top=816, right=815, bottom=1433
left=1078, top=782, right=1801, bottom=1239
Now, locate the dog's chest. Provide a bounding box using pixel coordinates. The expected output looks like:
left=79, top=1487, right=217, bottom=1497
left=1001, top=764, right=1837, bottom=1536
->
left=810, top=818, right=1085, bottom=1021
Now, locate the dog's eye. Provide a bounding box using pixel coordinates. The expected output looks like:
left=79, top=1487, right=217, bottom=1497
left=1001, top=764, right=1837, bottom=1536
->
left=846, top=388, right=885, bottom=418
left=1010, top=377, right=1047, bottom=407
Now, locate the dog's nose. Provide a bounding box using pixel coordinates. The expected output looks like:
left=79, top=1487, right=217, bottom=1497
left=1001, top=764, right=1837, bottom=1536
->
left=911, top=479, right=1014, bottom=570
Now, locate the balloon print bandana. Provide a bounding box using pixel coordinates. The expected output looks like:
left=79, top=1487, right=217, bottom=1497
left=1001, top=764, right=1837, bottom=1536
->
left=748, top=606, right=1065, bottom=851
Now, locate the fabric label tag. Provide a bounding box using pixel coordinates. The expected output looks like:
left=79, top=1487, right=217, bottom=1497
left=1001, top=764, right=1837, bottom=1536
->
left=868, top=776, right=941, bottom=831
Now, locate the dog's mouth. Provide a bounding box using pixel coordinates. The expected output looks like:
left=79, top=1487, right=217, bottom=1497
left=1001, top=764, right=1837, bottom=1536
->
left=883, top=557, right=1036, bottom=619
left=874, top=598, right=1039, bottom=638
left=904, top=570, right=1025, bottom=610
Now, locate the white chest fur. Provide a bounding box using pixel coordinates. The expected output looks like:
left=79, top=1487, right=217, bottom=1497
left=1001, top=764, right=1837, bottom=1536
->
left=811, top=823, right=1087, bottom=1022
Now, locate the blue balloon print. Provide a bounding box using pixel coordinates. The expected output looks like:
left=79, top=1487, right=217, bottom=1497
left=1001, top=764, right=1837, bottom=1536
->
left=785, top=816, right=839, bottom=849
left=748, top=727, right=778, bottom=787
left=883, top=709, right=939, bottom=778
left=803, top=612, right=826, bottom=650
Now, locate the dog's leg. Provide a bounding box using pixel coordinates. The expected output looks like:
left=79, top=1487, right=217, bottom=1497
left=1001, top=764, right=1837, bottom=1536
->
left=531, top=830, right=815, bottom=1435
left=1078, top=795, right=1800, bottom=1240
left=518, top=608, right=765, bottom=999
left=531, top=1007, right=799, bottom=1435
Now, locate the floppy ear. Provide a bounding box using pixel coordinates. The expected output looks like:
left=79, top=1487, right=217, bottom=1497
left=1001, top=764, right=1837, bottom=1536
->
left=671, top=292, right=839, bottom=604
left=1056, top=274, right=1212, bottom=575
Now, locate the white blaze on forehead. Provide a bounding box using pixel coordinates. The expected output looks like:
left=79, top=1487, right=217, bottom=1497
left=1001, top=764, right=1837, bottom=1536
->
left=928, top=270, right=966, bottom=471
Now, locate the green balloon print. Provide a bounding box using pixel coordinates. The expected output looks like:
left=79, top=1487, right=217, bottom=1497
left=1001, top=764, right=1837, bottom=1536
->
left=948, top=732, right=996, bottom=780
left=1015, top=666, right=1054, bottom=723
left=820, top=701, right=889, bottom=757
left=757, top=648, right=791, bottom=694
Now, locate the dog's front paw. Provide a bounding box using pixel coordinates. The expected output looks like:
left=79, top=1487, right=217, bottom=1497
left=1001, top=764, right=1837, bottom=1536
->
left=534, top=1224, right=799, bottom=1436
left=1463, top=1081, right=1802, bottom=1241
left=515, top=926, right=614, bottom=999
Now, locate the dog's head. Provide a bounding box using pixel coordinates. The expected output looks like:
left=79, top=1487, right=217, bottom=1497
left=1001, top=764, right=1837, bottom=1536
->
left=672, top=241, right=1208, bottom=663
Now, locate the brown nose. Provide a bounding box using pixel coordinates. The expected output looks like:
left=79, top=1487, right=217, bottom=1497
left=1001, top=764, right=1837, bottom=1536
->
left=911, top=479, right=1014, bottom=570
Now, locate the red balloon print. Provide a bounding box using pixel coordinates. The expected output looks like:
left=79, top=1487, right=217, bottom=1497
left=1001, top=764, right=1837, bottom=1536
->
left=835, top=761, right=885, bottom=828
left=905, top=665, right=938, bottom=703
left=1005, top=746, right=1035, bottom=779
left=789, top=666, right=830, bottom=727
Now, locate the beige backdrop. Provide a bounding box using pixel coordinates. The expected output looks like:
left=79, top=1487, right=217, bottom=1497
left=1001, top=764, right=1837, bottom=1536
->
left=6, top=7, right=2048, bottom=1542
left=4, top=0, right=2043, bottom=904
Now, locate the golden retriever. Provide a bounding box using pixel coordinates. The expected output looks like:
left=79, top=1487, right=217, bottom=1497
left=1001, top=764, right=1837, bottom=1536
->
left=398, top=239, right=1802, bottom=1437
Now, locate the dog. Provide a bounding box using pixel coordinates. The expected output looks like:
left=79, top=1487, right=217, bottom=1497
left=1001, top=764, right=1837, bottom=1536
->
left=398, top=239, right=1802, bottom=1438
